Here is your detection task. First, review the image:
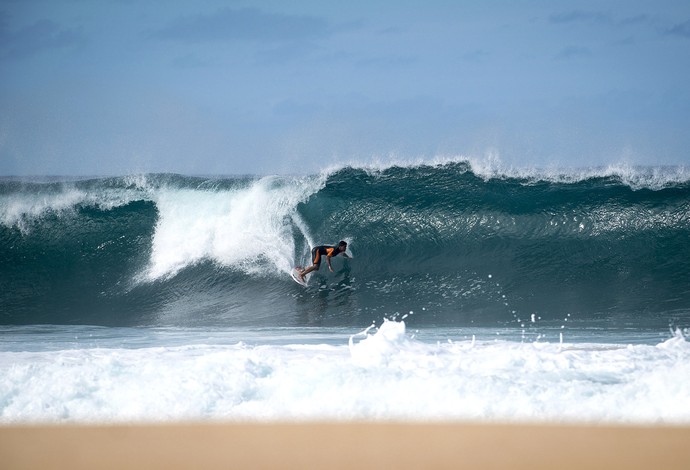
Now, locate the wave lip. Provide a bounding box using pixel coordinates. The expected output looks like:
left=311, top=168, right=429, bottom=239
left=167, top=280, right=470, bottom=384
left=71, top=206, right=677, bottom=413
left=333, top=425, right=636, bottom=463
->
left=324, top=156, right=690, bottom=189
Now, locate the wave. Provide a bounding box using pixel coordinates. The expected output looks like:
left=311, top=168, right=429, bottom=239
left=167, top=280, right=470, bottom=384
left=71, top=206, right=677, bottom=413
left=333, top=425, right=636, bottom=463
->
left=2, top=160, right=690, bottom=328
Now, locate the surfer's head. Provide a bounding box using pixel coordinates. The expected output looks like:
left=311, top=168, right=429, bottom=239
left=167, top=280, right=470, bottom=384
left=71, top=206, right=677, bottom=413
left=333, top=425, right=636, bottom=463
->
left=337, top=240, right=347, bottom=252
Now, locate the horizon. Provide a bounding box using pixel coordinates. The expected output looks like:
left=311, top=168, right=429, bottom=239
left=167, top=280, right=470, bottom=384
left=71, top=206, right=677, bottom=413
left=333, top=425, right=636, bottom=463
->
left=1, top=158, right=688, bottom=185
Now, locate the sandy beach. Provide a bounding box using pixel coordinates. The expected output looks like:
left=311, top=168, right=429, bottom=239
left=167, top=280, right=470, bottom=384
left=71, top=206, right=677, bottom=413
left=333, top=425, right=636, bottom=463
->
left=2, top=422, right=689, bottom=469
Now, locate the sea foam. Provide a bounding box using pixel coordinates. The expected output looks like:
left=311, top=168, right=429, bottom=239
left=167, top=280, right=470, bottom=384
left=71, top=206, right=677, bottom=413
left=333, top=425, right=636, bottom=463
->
left=2, top=323, right=689, bottom=424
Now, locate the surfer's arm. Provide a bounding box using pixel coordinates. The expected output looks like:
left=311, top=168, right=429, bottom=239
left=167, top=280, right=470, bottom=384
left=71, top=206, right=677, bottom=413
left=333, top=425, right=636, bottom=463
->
left=327, top=256, right=334, bottom=272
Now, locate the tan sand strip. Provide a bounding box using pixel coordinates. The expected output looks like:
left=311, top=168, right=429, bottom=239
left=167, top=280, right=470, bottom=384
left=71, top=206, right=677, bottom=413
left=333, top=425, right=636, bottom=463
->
left=2, top=422, right=689, bottom=470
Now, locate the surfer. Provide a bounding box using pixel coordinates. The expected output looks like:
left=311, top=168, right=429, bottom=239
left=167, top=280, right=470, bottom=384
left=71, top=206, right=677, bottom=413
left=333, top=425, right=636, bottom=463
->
left=299, top=241, right=350, bottom=282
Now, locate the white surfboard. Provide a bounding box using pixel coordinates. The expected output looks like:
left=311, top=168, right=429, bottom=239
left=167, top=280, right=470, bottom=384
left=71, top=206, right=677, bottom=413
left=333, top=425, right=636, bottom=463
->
left=290, top=267, right=308, bottom=287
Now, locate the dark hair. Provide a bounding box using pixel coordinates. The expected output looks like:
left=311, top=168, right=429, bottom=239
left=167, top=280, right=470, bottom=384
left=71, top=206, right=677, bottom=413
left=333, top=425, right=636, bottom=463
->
left=338, top=240, right=347, bottom=248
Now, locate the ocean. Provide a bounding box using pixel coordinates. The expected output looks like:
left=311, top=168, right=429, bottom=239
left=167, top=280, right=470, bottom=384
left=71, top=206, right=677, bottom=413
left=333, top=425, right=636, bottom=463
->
left=1, top=160, right=690, bottom=424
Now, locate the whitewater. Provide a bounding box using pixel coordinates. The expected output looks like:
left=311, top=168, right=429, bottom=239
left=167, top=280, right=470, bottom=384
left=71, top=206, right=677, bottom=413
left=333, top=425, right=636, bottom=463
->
left=1, top=160, right=690, bottom=423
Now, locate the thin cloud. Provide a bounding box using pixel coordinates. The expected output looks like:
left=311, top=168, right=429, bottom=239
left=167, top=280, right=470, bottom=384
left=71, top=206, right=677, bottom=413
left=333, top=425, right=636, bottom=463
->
left=549, top=10, right=611, bottom=24
left=551, top=10, right=659, bottom=31
left=462, top=49, right=490, bottom=63
left=355, top=55, right=417, bottom=68
left=0, top=14, right=84, bottom=60
left=555, top=45, right=592, bottom=60
left=171, top=53, right=213, bottom=69
left=618, top=14, right=651, bottom=27
left=150, top=7, right=331, bottom=44
left=667, top=19, right=690, bottom=38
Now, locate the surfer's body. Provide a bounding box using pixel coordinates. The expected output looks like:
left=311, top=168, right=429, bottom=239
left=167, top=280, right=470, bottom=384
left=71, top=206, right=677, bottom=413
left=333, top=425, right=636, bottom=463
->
left=299, top=241, right=349, bottom=281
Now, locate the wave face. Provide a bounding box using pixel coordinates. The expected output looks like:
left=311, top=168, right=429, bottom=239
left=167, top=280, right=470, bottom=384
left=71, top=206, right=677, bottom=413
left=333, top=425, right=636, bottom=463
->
left=2, top=162, right=690, bottom=328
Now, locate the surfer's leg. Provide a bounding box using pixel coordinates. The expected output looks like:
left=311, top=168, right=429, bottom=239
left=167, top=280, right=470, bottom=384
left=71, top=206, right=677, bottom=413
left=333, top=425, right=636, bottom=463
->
left=300, top=265, right=318, bottom=279
left=300, top=249, right=321, bottom=280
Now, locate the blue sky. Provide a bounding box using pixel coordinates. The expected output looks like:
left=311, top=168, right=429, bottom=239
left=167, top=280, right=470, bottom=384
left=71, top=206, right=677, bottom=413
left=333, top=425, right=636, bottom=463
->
left=1, top=0, right=689, bottom=175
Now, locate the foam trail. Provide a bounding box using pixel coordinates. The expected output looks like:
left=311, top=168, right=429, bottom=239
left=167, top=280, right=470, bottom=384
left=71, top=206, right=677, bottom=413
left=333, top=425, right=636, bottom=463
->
left=290, top=211, right=315, bottom=261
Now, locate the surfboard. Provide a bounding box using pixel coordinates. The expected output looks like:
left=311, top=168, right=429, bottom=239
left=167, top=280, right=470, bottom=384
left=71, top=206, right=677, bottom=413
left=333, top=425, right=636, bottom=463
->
left=290, top=267, right=308, bottom=287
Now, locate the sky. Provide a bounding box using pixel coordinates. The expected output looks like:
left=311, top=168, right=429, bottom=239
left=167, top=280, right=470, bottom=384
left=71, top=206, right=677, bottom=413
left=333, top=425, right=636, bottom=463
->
left=1, top=0, right=689, bottom=175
